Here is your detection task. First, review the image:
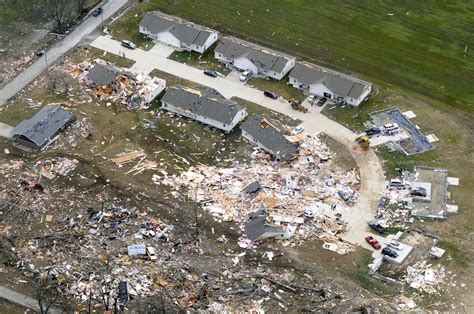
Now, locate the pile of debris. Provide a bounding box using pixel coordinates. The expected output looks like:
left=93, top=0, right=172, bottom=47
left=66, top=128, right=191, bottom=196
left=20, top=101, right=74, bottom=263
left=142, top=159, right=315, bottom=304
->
left=67, top=60, right=166, bottom=110
left=374, top=194, right=411, bottom=228
left=155, top=134, right=358, bottom=250
left=35, top=158, right=79, bottom=179
left=403, top=261, right=446, bottom=294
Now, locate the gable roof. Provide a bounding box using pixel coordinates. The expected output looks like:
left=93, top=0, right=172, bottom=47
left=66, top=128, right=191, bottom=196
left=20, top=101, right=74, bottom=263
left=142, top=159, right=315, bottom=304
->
left=216, top=36, right=295, bottom=73
left=244, top=212, right=285, bottom=241
left=11, top=105, right=74, bottom=147
left=290, top=62, right=371, bottom=99
left=162, top=85, right=244, bottom=125
left=86, top=64, right=118, bottom=85
left=241, top=115, right=298, bottom=161
left=139, top=11, right=216, bottom=47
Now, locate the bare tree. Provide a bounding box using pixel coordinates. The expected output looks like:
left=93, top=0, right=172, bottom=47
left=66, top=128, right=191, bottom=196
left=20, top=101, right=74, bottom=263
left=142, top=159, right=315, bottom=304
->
left=37, top=281, right=61, bottom=314
left=76, top=0, right=87, bottom=16
left=46, top=0, right=75, bottom=31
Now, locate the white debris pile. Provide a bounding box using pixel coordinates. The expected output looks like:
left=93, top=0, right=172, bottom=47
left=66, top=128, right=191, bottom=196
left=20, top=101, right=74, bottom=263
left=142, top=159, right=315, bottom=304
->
left=35, top=158, right=79, bottom=179
left=155, top=134, right=358, bottom=250
left=374, top=189, right=412, bottom=228
left=403, top=261, right=446, bottom=294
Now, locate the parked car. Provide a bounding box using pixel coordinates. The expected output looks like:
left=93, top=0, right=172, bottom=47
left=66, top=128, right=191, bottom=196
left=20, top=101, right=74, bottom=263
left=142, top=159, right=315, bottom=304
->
left=365, top=235, right=381, bottom=250
left=293, top=125, right=304, bottom=134
left=239, top=69, right=252, bottom=82
left=92, top=7, right=103, bottom=17
left=317, top=97, right=327, bottom=106
left=118, top=281, right=130, bottom=304
left=366, top=127, right=381, bottom=136
left=264, top=90, right=278, bottom=99
left=36, top=48, right=46, bottom=57
left=121, top=40, right=136, bottom=50
left=382, top=247, right=399, bottom=258
left=383, top=123, right=399, bottom=130
left=147, top=247, right=157, bottom=261
left=368, top=221, right=385, bottom=234
left=388, top=240, right=402, bottom=251
left=410, top=187, right=427, bottom=197
left=389, top=179, right=405, bottom=189
left=203, top=69, right=218, bottom=77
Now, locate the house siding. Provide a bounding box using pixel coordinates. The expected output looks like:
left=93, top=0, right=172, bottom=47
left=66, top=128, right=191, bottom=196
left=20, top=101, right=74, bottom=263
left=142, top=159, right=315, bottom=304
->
left=241, top=129, right=276, bottom=156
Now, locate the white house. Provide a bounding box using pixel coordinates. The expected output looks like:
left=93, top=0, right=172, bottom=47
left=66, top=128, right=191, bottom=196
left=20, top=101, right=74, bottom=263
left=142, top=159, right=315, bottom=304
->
left=289, top=62, right=372, bottom=106
left=214, top=36, right=295, bottom=80
left=161, top=85, right=247, bottom=132
left=139, top=11, right=218, bottom=54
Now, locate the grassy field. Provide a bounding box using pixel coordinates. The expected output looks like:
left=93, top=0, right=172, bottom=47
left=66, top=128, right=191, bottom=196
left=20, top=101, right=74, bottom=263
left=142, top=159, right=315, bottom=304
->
left=69, top=46, right=136, bottom=68
left=117, top=0, right=473, bottom=114
left=168, top=43, right=231, bottom=74
left=248, top=75, right=305, bottom=102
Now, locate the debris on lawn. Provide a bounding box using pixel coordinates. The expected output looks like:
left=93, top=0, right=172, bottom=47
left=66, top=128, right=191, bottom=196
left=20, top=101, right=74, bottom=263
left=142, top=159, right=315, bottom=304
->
left=35, top=158, right=79, bottom=179
left=403, top=261, right=446, bottom=294
left=156, top=133, right=358, bottom=251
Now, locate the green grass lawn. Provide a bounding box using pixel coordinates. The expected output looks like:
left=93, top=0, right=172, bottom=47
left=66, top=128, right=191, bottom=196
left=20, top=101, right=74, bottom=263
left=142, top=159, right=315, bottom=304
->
left=248, top=74, right=305, bottom=102
left=168, top=43, right=231, bottom=74
left=124, top=0, right=473, bottom=114
left=69, top=46, right=136, bottom=68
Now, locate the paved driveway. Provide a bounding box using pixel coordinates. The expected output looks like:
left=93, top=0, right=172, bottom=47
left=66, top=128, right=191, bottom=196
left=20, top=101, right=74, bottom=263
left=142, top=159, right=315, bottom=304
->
left=0, top=122, right=13, bottom=138
left=90, top=36, right=386, bottom=249
left=0, top=0, right=129, bottom=107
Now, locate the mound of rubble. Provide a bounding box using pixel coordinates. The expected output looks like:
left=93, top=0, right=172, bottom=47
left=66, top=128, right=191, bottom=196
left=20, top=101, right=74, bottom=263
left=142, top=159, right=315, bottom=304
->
left=155, top=134, right=358, bottom=253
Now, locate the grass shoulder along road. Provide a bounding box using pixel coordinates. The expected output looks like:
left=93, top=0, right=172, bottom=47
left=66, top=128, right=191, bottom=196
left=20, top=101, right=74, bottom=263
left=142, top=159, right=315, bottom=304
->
left=69, top=46, right=135, bottom=68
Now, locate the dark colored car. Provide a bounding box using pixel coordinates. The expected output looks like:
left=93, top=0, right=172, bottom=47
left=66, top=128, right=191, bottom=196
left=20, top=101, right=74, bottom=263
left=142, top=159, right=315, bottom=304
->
left=264, top=90, right=278, bottom=99
left=365, top=236, right=381, bottom=250
left=317, top=97, right=327, bottom=106
left=378, top=196, right=388, bottom=209
left=382, top=247, right=398, bottom=258
left=410, top=187, right=427, bottom=197
left=366, top=127, right=381, bottom=136
left=368, top=221, right=385, bottom=234
left=36, top=48, right=46, bottom=57
left=118, top=281, right=129, bottom=304
left=203, top=70, right=218, bottom=77
left=92, top=7, right=103, bottom=17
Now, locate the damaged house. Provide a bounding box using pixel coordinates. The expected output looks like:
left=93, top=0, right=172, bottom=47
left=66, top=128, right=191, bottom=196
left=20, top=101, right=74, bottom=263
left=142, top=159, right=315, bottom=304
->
left=161, top=85, right=247, bottom=132
left=241, top=115, right=299, bottom=161
left=10, top=104, right=74, bottom=151
left=214, top=36, right=295, bottom=80
left=139, top=11, right=218, bottom=53
left=85, top=63, right=166, bottom=109
left=289, top=62, right=371, bottom=106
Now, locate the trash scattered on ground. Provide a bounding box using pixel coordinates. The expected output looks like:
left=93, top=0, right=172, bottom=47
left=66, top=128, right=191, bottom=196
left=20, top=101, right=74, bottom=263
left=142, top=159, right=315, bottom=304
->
left=403, top=261, right=445, bottom=294
left=35, top=158, right=79, bottom=179
left=156, top=133, right=357, bottom=252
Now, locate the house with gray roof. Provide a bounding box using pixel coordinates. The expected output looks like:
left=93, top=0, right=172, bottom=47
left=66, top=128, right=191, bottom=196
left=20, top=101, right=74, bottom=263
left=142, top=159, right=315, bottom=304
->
left=289, top=62, right=372, bottom=106
left=241, top=115, right=299, bottom=161
left=10, top=105, right=74, bottom=151
left=245, top=209, right=287, bottom=242
left=85, top=63, right=118, bottom=86
left=161, top=85, right=247, bottom=132
left=139, top=11, right=218, bottom=54
left=215, top=36, right=295, bottom=80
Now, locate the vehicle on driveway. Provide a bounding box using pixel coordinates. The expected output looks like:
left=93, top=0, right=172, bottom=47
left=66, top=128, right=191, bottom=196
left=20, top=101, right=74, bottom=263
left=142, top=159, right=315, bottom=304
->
left=203, top=69, right=218, bottom=77
left=264, top=90, right=278, bottom=99
left=317, top=97, right=327, bottom=106
left=366, top=127, right=381, bottom=136
left=365, top=235, right=381, bottom=249
left=388, top=240, right=402, bottom=250
left=293, top=125, right=304, bottom=134
left=36, top=48, right=46, bottom=57
left=382, top=247, right=398, bottom=258
left=92, top=7, right=103, bottom=17
left=121, top=40, right=136, bottom=49
left=389, top=179, right=406, bottom=189
left=368, top=221, right=385, bottom=233
left=239, top=69, right=252, bottom=82
left=410, top=187, right=427, bottom=197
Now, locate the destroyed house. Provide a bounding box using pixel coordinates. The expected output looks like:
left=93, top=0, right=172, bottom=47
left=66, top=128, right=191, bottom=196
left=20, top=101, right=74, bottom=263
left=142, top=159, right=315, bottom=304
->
left=245, top=211, right=286, bottom=242
left=10, top=105, right=74, bottom=151
left=161, top=85, right=247, bottom=132
left=139, top=11, right=218, bottom=54
left=289, top=62, right=371, bottom=106
left=85, top=63, right=118, bottom=86
left=241, top=115, right=299, bottom=161
left=215, top=36, right=295, bottom=80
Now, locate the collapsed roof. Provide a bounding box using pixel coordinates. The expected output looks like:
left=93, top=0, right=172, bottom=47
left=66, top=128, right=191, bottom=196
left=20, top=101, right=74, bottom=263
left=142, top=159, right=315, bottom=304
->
left=86, top=63, right=119, bottom=86
left=290, top=62, right=371, bottom=99
left=11, top=105, right=74, bottom=148
left=139, top=11, right=216, bottom=47
left=161, top=85, right=244, bottom=125
left=241, top=115, right=299, bottom=161
left=215, top=36, right=295, bottom=73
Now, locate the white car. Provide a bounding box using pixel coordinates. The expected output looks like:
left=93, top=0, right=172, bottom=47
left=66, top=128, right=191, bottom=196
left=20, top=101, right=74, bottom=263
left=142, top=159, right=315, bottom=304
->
left=293, top=125, right=304, bottom=134
left=121, top=40, right=136, bottom=50
left=239, top=69, right=252, bottom=82
left=383, top=123, right=399, bottom=131
left=388, top=240, right=402, bottom=250
left=146, top=247, right=157, bottom=261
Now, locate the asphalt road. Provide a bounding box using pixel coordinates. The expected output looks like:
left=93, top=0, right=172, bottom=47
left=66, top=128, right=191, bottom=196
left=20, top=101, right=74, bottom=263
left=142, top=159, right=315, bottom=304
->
left=0, top=0, right=129, bottom=107
left=0, top=285, right=60, bottom=313
left=90, top=36, right=387, bottom=249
